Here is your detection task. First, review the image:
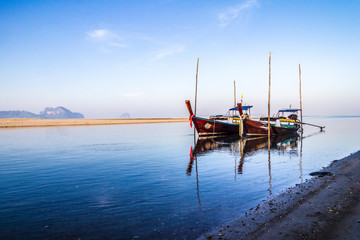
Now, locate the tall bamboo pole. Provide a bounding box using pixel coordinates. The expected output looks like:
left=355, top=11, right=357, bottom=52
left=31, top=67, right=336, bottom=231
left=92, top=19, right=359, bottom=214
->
left=234, top=80, right=236, bottom=107
left=268, top=52, right=272, bottom=195
left=268, top=52, right=271, bottom=138
left=194, top=58, right=199, bottom=115
left=299, top=64, right=303, bottom=131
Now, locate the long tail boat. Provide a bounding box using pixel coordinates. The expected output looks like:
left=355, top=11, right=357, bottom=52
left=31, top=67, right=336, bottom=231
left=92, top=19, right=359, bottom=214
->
left=260, top=109, right=301, bottom=135
left=186, top=100, right=301, bottom=137
left=185, top=100, right=251, bottom=136
left=237, top=102, right=301, bottom=136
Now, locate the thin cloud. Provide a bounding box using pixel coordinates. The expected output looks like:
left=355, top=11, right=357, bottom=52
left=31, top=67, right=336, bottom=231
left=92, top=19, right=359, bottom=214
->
left=153, top=45, right=185, bottom=61
left=218, top=0, right=258, bottom=27
left=88, top=29, right=120, bottom=40
left=88, top=29, right=109, bottom=39
left=87, top=29, right=127, bottom=49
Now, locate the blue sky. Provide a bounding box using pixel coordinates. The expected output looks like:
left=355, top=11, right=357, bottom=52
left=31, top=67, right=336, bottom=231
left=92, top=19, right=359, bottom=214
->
left=1, top=0, right=359, bottom=118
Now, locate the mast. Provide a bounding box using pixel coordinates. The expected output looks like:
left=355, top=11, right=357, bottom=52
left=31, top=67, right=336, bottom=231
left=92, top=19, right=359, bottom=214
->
left=299, top=64, right=303, bottom=131
left=268, top=52, right=271, bottom=138
left=194, top=58, right=199, bottom=115
left=234, top=80, right=236, bottom=107
left=268, top=52, right=272, bottom=195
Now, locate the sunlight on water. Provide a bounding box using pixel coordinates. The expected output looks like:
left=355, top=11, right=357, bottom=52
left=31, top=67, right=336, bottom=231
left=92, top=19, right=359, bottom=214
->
left=0, top=117, right=359, bottom=239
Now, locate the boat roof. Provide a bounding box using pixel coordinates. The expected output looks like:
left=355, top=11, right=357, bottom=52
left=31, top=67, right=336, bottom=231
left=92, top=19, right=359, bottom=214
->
left=278, top=109, right=301, bottom=113
left=229, top=106, right=253, bottom=111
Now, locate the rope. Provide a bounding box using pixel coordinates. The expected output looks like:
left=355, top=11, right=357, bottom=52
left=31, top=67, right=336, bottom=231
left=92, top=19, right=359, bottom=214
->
left=189, top=114, right=195, bottom=128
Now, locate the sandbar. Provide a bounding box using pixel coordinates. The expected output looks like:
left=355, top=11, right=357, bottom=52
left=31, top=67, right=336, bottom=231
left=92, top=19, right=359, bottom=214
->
left=0, top=118, right=188, bottom=128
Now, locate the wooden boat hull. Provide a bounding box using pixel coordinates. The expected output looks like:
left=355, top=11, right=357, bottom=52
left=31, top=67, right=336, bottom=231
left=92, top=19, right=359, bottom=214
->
left=243, top=118, right=299, bottom=136
left=272, top=126, right=299, bottom=135
left=186, top=100, right=240, bottom=136
left=243, top=118, right=273, bottom=136
left=192, top=116, right=239, bottom=136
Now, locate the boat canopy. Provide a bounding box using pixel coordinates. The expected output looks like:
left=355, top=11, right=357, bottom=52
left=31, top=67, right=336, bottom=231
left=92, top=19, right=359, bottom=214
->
left=278, top=109, right=301, bottom=113
left=229, top=106, right=253, bottom=111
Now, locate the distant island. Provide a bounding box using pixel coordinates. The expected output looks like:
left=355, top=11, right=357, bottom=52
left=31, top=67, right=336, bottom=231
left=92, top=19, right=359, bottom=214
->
left=120, top=113, right=131, bottom=118
left=0, top=106, right=84, bottom=119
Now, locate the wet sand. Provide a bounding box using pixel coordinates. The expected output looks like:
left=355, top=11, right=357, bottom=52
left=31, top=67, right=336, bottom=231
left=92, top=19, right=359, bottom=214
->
left=199, top=150, right=360, bottom=240
left=0, top=118, right=188, bottom=128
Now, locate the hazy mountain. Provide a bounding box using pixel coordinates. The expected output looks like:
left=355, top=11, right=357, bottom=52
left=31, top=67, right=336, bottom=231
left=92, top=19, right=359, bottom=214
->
left=0, top=111, right=39, bottom=118
left=39, top=107, right=84, bottom=119
left=0, top=107, right=84, bottom=119
left=120, top=113, right=131, bottom=118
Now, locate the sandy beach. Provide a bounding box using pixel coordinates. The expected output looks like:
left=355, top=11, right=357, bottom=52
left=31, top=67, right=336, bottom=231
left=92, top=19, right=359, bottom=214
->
left=0, top=118, right=188, bottom=128
left=199, top=150, right=360, bottom=240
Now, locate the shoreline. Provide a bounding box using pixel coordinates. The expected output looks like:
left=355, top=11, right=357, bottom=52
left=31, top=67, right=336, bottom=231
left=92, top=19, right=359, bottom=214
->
left=0, top=118, right=188, bottom=128
left=199, top=150, right=360, bottom=239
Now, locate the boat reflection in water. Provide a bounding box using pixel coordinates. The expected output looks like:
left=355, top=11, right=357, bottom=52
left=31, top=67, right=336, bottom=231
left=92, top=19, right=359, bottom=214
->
left=187, top=134, right=299, bottom=176
left=187, top=134, right=301, bottom=208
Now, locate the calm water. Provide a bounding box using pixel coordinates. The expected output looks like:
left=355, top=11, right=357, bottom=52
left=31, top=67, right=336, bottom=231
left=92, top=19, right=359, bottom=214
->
left=0, top=117, right=359, bottom=239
